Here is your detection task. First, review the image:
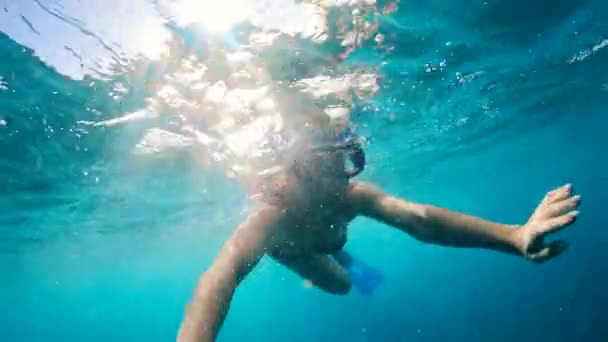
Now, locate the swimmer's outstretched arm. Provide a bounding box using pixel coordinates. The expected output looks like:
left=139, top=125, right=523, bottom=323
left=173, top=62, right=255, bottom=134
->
left=348, top=182, right=580, bottom=263
left=177, top=206, right=283, bottom=342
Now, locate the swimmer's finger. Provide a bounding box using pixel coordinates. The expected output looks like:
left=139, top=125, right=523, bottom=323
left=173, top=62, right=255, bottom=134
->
left=541, top=211, right=579, bottom=234
left=529, top=240, right=569, bottom=263
left=546, top=195, right=581, bottom=218
left=543, top=184, right=573, bottom=205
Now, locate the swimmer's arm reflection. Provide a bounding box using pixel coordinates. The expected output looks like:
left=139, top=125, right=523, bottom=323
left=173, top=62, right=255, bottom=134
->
left=348, top=182, right=580, bottom=262
left=177, top=206, right=283, bottom=342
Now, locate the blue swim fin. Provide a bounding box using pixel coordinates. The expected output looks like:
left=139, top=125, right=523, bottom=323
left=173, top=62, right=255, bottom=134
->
left=335, top=251, right=384, bottom=296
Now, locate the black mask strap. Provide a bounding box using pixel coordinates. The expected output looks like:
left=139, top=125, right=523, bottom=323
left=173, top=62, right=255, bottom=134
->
left=344, top=143, right=365, bottom=178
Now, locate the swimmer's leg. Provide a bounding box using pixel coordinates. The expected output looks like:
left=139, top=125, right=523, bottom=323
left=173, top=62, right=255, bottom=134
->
left=270, top=252, right=352, bottom=295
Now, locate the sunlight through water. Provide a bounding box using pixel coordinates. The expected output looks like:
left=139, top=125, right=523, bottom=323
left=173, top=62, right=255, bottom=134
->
left=2, top=0, right=608, bottom=340
left=79, top=0, right=387, bottom=180
left=174, top=0, right=253, bottom=32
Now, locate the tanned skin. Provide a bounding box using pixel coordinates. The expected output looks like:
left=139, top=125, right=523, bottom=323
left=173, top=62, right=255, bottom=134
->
left=177, top=180, right=580, bottom=342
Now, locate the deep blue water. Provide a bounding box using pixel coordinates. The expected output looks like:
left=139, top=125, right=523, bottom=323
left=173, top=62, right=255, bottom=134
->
left=1, top=0, right=608, bottom=341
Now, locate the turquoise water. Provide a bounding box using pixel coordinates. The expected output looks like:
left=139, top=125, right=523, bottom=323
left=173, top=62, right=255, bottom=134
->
left=1, top=0, right=607, bottom=341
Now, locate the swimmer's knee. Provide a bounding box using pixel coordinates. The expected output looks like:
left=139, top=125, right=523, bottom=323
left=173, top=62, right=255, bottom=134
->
left=335, top=281, right=352, bottom=295
left=325, top=277, right=352, bottom=295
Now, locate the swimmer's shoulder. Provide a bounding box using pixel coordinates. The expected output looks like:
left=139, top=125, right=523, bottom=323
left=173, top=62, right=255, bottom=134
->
left=344, top=181, right=383, bottom=214
left=243, top=203, right=293, bottom=242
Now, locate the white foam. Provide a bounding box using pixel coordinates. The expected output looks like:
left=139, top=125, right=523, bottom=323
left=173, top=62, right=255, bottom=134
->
left=569, top=38, right=608, bottom=64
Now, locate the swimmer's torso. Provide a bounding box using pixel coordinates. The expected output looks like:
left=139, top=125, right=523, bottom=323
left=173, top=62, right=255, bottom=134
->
left=264, top=153, right=357, bottom=257
left=269, top=194, right=356, bottom=257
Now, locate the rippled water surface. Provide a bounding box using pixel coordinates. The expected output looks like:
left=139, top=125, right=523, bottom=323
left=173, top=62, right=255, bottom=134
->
left=1, top=0, right=607, bottom=341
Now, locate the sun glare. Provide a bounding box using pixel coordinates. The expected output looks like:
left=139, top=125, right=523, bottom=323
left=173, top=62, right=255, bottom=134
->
left=175, top=0, right=253, bottom=32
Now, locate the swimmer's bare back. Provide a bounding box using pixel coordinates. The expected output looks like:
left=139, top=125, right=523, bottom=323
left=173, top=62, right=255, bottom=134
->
left=177, top=182, right=580, bottom=342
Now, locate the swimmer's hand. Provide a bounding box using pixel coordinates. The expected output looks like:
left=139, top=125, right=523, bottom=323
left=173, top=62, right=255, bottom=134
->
left=515, top=184, right=581, bottom=263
